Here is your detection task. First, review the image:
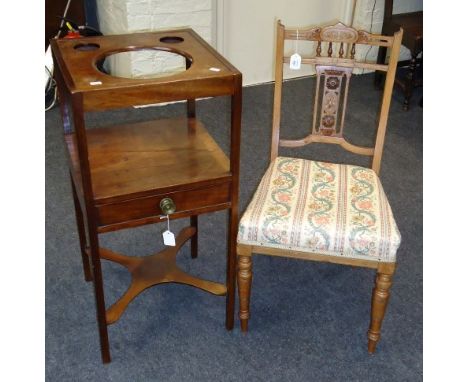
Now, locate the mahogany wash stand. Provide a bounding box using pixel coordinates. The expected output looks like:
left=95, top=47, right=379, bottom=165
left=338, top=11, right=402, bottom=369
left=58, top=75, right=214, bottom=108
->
left=51, top=29, right=242, bottom=363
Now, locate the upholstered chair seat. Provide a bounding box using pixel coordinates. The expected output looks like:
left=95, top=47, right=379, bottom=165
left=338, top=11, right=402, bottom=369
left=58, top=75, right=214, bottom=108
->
left=238, top=157, right=401, bottom=263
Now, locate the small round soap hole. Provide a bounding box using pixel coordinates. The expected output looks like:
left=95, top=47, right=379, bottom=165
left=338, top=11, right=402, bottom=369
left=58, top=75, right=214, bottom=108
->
left=74, top=43, right=100, bottom=51
left=159, top=36, right=184, bottom=44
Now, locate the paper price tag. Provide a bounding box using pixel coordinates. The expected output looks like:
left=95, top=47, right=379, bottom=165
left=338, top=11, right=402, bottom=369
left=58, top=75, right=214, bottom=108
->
left=162, top=230, right=176, bottom=246
left=161, top=214, right=175, bottom=246
left=290, top=53, right=302, bottom=70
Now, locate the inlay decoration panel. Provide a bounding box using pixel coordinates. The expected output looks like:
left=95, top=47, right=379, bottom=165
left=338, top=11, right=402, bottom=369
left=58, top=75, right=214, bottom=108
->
left=312, top=65, right=353, bottom=137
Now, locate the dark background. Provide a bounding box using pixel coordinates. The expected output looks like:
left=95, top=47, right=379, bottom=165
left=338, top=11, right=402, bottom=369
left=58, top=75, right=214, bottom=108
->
left=45, top=0, right=98, bottom=49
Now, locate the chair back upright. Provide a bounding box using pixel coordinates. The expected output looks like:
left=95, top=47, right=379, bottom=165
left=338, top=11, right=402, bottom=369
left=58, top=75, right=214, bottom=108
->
left=271, top=21, right=403, bottom=175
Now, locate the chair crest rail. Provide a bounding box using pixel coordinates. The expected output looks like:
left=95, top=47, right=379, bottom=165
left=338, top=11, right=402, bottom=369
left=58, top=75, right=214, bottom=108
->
left=282, top=22, right=393, bottom=72
left=283, top=22, right=393, bottom=46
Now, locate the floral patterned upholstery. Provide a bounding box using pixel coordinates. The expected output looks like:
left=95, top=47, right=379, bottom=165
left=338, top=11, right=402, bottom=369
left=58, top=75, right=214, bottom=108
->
left=238, top=157, right=401, bottom=262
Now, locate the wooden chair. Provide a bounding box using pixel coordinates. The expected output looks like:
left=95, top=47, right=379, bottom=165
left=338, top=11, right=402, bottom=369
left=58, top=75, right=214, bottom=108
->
left=374, top=0, right=422, bottom=110
left=237, top=21, right=403, bottom=353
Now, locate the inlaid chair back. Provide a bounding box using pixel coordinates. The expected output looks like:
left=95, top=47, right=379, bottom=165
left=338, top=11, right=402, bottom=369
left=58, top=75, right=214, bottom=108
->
left=271, top=21, right=403, bottom=175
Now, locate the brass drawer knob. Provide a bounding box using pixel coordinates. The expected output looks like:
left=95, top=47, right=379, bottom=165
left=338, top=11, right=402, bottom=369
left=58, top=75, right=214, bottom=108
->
left=160, top=197, right=176, bottom=215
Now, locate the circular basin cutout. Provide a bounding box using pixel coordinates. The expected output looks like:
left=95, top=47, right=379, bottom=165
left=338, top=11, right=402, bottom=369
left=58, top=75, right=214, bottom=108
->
left=74, top=43, right=100, bottom=51
left=160, top=36, right=184, bottom=44
left=98, top=49, right=188, bottom=79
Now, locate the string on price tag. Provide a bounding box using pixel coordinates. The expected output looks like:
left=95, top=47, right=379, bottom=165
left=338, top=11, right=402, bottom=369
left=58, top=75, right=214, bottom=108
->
left=161, top=215, right=175, bottom=246
left=290, top=29, right=301, bottom=70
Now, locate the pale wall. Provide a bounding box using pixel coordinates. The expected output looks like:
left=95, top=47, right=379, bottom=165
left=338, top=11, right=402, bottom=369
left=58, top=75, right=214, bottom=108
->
left=96, top=0, right=423, bottom=83
left=222, top=0, right=349, bottom=84
left=221, top=0, right=423, bottom=85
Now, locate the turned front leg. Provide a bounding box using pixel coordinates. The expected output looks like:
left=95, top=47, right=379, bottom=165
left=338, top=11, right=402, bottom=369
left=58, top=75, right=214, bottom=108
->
left=237, top=254, right=252, bottom=332
left=367, top=271, right=394, bottom=353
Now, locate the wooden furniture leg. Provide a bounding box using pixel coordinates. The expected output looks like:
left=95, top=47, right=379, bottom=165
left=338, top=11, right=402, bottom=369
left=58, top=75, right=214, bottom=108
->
left=237, top=253, right=252, bottom=332
left=187, top=92, right=199, bottom=261
left=225, top=85, right=242, bottom=330
left=374, top=46, right=387, bottom=88
left=70, top=174, right=92, bottom=282
left=403, top=53, right=417, bottom=111
left=367, top=270, right=394, bottom=353
left=190, top=216, right=198, bottom=259
left=225, top=208, right=238, bottom=330
left=88, top=226, right=111, bottom=363
left=70, top=93, right=111, bottom=363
